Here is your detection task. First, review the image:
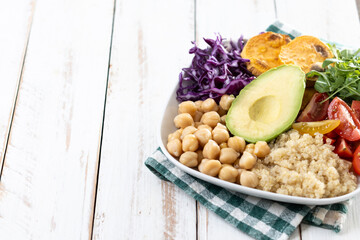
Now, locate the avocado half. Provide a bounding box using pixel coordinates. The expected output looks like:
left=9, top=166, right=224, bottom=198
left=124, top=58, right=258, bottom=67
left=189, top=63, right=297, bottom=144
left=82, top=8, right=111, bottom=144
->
left=226, top=65, right=306, bottom=143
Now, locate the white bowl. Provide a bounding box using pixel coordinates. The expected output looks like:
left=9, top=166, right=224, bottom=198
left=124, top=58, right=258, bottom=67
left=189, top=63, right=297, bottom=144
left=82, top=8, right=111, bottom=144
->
left=158, top=86, right=360, bottom=205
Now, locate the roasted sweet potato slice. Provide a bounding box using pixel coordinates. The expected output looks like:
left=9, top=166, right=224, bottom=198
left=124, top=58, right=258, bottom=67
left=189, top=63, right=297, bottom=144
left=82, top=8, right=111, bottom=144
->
left=279, top=36, right=333, bottom=73
left=241, top=32, right=291, bottom=76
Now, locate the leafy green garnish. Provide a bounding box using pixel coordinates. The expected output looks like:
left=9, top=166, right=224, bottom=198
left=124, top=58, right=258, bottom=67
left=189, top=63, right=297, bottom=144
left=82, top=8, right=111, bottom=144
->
left=306, top=45, right=360, bottom=104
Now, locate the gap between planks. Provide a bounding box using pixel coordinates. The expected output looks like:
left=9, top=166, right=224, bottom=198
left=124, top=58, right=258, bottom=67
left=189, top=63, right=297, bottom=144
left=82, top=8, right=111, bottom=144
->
left=0, top=0, right=37, bottom=178
left=89, top=0, right=117, bottom=239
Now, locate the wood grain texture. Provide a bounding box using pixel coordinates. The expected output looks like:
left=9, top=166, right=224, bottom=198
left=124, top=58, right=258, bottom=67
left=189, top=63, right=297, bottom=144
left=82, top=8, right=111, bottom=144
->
left=276, top=0, right=360, bottom=239
left=0, top=0, right=114, bottom=239
left=0, top=0, right=35, bottom=172
left=91, top=0, right=197, bottom=239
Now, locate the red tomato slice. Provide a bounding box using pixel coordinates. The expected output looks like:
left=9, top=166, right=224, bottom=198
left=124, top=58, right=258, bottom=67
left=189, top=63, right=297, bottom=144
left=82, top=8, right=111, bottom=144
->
left=325, top=130, right=338, bottom=139
left=334, top=137, right=353, bottom=158
left=328, top=97, right=360, bottom=141
left=351, top=100, right=360, bottom=120
left=297, top=93, right=329, bottom=122
left=352, top=145, right=360, bottom=175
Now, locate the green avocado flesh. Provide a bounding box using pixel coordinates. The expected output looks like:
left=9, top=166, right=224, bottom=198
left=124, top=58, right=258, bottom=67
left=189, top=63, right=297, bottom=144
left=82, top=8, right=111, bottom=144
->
left=226, top=65, right=306, bottom=143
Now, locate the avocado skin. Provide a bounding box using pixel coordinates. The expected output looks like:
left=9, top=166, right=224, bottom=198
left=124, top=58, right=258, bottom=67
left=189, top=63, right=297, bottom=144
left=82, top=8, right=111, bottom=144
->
left=226, top=65, right=306, bottom=143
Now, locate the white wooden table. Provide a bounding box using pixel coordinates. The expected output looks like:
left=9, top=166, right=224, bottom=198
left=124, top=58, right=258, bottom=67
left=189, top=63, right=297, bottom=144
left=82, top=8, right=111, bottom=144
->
left=0, top=0, right=359, bottom=239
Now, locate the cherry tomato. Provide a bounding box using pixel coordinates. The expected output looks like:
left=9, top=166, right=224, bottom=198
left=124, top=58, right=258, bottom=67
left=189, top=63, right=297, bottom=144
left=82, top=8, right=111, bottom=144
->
left=297, top=93, right=329, bottom=122
left=351, top=100, right=360, bottom=120
left=328, top=97, right=360, bottom=141
left=292, top=120, right=340, bottom=136
left=352, top=145, right=360, bottom=175
left=334, top=137, right=353, bottom=159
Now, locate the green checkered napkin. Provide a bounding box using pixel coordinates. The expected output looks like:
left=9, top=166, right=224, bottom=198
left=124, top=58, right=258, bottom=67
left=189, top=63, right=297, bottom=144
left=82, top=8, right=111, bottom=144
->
left=145, top=22, right=352, bottom=240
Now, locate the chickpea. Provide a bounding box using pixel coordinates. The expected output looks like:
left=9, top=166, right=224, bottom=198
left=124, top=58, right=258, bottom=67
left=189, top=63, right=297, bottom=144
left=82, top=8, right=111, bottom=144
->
left=219, top=94, right=235, bottom=111
left=196, top=150, right=203, bottom=164
left=179, top=152, right=198, bottom=167
left=198, top=159, right=222, bottom=177
left=244, top=143, right=255, bottom=155
left=182, top=134, right=199, bottom=152
left=219, top=148, right=239, bottom=164
left=193, top=111, right=203, bottom=122
left=167, top=139, right=183, bottom=157
left=240, top=171, right=259, bottom=188
left=220, top=115, right=227, bottom=125
left=203, top=140, right=220, bottom=159
left=212, top=128, right=229, bottom=144
left=254, top=141, right=271, bottom=158
left=214, top=123, right=227, bottom=130
left=217, top=106, right=227, bottom=116
left=219, top=164, right=239, bottom=183
left=174, top=113, right=194, bottom=129
left=236, top=169, right=245, bottom=184
left=239, top=151, right=257, bottom=169
left=194, top=128, right=212, bottom=147
left=181, top=126, right=197, bottom=140
left=178, top=101, right=197, bottom=117
left=195, top=100, right=203, bottom=112
left=201, top=111, right=220, bottom=128
left=197, top=124, right=212, bottom=132
left=168, top=129, right=183, bottom=142
left=228, top=136, right=246, bottom=153
left=201, top=98, right=219, bottom=112
left=219, top=142, right=228, bottom=149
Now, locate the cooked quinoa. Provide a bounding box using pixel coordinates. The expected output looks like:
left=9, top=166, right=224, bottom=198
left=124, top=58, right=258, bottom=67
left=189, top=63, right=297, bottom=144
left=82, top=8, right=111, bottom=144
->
left=252, top=130, right=357, bottom=198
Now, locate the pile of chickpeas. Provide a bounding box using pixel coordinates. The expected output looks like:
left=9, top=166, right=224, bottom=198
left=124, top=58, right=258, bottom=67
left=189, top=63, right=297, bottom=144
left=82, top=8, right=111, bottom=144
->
left=166, top=95, right=271, bottom=189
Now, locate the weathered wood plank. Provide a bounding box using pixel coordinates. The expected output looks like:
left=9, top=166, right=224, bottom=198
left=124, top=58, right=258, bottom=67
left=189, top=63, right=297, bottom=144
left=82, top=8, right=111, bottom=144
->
left=276, top=0, right=360, bottom=239
left=276, top=0, right=360, bottom=46
left=0, top=0, right=115, bottom=239
left=91, top=0, right=197, bottom=239
left=195, top=0, right=277, bottom=45
left=0, top=0, right=35, bottom=172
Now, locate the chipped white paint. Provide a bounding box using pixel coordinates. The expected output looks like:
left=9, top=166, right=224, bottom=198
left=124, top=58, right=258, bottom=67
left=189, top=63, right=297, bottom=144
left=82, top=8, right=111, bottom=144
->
left=0, top=0, right=35, bottom=169
left=91, top=0, right=197, bottom=239
left=0, top=0, right=114, bottom=239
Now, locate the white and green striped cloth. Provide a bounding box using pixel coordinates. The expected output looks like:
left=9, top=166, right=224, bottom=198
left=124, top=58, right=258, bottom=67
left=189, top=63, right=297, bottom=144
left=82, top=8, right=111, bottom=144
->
left=145, top=148, right=350, bottom=240
left=145, top=22, right=352, bottom=240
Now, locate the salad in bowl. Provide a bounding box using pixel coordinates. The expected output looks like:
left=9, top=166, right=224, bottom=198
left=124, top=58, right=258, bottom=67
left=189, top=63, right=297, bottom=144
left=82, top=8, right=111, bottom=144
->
left=159, top=31, right=360, bottom=204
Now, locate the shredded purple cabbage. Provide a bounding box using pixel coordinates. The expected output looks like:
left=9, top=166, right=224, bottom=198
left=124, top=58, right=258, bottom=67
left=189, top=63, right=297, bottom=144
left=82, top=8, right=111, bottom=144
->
left=176, top=34, right=255, bottom=102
